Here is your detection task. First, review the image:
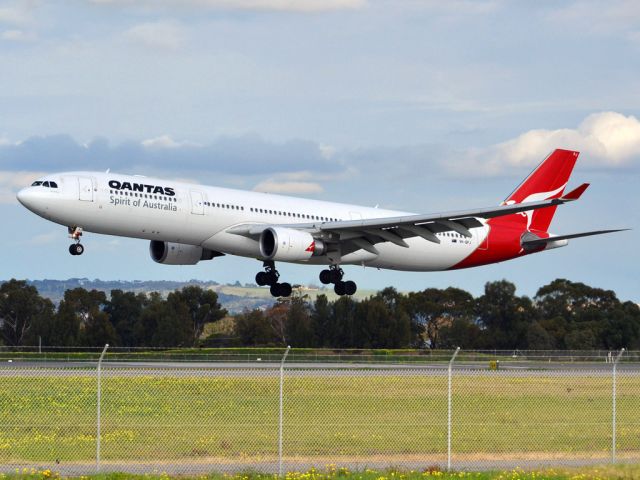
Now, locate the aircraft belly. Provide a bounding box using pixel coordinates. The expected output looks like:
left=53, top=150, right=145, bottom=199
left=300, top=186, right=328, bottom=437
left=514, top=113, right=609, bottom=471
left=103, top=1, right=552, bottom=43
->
left=365, top=237, right=475, bottom=271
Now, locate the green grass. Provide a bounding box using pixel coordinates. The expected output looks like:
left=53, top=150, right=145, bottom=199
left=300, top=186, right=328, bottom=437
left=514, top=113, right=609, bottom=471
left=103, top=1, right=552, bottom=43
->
left=3, top=465, right=640, bottom=480
left=1, top=372, right=639, bottom=466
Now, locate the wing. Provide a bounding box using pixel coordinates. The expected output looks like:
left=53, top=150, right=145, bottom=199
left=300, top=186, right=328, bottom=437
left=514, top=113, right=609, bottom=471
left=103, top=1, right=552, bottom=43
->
left=227, top=183, right=590, bottom=257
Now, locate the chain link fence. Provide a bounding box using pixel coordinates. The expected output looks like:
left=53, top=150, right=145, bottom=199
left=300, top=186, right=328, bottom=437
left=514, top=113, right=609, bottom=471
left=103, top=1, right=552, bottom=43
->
left=0, top=348, right=638, bottom=475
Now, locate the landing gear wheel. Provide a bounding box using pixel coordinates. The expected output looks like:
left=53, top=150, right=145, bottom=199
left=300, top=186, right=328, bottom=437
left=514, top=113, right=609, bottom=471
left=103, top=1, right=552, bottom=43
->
left=69, top=243, right=84, bottom=256
left=266, top=271, right=278, bottom=286
left=279, top=282, right=292, bottom=297
left=320, top=265, right=344, bottom=285
left=334, top=281, right=346, bottom=296
left=319, top=269, right=332, bottom=285
left=256, top=271, right=268, bottom=286
left=330, top=268, right=343, bottom=284
left=270, top=283, right=293, bottom=298
left=344, top=280, right=357, bottom=296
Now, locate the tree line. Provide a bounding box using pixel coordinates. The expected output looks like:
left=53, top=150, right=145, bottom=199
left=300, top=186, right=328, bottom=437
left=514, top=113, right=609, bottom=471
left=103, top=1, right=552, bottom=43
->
left=0, top=280, right=226, bottom=347
left=1, top=278, right=638, bottom=349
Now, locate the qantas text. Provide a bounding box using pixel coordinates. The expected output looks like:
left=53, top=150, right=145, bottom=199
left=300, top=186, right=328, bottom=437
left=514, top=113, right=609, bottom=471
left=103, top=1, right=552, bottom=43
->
left=108, top=180, right=175, bottom=196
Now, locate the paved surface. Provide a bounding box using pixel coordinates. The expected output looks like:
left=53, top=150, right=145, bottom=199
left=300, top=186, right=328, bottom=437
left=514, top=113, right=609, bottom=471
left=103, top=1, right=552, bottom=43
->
left=0, top=359, right=638, bottom=373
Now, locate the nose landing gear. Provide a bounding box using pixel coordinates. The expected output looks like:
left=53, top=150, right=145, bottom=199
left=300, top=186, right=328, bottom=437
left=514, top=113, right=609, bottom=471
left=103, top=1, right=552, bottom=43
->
left=319, top=265, right=357, bottom=296
left=256, top=261, right=292, bottom=298
left=68, top=226, right=85, bottom=256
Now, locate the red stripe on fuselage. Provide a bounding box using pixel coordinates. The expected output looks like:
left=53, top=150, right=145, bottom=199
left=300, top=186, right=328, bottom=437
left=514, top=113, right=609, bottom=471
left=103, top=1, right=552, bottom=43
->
left=450, top=218, right=529, bottom=270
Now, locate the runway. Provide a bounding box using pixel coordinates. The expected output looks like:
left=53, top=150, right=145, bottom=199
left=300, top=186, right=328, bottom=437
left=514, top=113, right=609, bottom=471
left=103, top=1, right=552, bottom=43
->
left=0, top=359, right=638, bottom=377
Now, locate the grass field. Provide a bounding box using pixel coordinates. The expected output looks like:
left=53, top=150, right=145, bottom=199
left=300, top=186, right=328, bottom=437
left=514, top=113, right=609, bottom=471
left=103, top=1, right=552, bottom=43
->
left=0, top=370, right=639, bottom=467
left=3, top=465, right=640, bottom=480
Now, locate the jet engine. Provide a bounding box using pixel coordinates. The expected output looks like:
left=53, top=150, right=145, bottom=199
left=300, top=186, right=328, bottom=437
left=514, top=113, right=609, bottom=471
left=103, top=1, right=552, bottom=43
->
left=259, top=227, right=326, bottom=262
left=150, top=240, right=221, bottom=265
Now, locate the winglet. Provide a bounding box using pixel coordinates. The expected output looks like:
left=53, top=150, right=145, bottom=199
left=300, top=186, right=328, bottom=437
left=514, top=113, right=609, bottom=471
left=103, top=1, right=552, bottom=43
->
left=561, top=183, right=590, bottom=201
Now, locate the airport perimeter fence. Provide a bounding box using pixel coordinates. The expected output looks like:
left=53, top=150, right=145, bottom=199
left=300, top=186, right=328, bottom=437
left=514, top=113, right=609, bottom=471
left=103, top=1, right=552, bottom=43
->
left=0, top=347, right=639, bottom=475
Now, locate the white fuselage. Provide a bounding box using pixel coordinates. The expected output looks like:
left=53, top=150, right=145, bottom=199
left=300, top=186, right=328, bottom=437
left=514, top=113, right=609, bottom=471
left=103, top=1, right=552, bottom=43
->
left=17, top=172, right=488, bottom=271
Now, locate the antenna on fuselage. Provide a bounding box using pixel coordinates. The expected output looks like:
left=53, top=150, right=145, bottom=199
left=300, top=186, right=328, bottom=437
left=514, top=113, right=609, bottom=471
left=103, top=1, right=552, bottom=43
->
left=105, top=168, right=110, bottom=173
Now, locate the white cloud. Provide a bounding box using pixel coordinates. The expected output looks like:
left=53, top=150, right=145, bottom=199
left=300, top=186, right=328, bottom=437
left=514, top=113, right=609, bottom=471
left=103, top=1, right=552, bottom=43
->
left=0, top=3, right=32, bottom=26
left=401, top=0, right=498, bottom=16
left=142, top=134, right=190, bottom=148
left=2, top=29, right=37, bottom=42
left=319, top=144, right=337, bottom=159
left=92, top=0, right=366, bottom=13
left=0, top=170, right=45, bottom=204
left=124, top=21, right=186, bottom=51
left=451, top=112, right=640, bottom=176
left=253, top=180, right=324, bottom=194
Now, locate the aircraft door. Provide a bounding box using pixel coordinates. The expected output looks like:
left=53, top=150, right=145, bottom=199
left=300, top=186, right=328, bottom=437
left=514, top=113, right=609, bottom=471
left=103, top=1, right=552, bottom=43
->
left=190, top=191, right=205, bottom=215
left=78, top=177, right=93, bottom=201
left=474, top=225, right=489, bottom=250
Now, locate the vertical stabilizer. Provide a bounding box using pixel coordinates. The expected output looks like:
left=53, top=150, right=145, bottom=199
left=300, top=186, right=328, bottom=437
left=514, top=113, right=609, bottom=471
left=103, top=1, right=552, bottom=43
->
left=501, top=149, right=579, bottom=233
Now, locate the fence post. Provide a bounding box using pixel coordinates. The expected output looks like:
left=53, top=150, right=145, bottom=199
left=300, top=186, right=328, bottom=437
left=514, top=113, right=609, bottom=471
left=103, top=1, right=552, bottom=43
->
left=447, top=347, right=460, bottom=471
left=278, top=345, right=291, bottom=477
left=612, top=347, right=625, bottom=463
left=96, top=343, right=109, bottom=472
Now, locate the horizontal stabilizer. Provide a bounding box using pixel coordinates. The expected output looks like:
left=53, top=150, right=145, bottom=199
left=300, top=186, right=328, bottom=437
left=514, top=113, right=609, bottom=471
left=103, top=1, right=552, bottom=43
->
left=561, top=183, right=589, bottom=200
left=522, top=229, right=629, bottom=249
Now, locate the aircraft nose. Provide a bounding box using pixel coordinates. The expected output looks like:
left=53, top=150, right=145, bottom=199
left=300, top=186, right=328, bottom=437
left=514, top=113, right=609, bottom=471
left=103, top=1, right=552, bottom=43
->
left=16, top=187, right=35, bottom=208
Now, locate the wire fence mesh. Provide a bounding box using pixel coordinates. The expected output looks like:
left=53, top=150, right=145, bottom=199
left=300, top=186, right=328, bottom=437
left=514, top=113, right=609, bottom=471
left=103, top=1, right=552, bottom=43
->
left=0, top=349, right=639, bottom=475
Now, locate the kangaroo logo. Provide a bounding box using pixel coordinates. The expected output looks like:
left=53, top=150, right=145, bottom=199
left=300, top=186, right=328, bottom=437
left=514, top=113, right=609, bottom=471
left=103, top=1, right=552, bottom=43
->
left=502, top=183, right=567, bottom=231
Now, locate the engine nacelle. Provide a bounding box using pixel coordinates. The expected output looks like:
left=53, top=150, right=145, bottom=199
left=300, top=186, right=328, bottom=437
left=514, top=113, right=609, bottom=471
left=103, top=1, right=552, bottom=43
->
left=259, top=227, right=326, bottom=262
left=150, top=241, right=219, bottom=265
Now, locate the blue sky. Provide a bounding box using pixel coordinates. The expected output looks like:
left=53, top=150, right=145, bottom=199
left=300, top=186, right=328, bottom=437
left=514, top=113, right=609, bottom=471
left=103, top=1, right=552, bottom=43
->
left=1, top=0, right=638, bottom=302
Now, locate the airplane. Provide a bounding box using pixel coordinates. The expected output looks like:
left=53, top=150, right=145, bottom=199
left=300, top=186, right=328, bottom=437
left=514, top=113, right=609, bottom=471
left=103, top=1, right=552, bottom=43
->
left=16, top=148, right=625, bottom=298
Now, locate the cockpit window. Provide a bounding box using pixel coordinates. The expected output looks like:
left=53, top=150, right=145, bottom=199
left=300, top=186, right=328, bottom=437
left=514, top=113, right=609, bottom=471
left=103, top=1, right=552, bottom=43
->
left=43, top=181, right=50, bottom=187
left=31, top=181, right=43, bottom=186
left=50, top=181, right=58, bottom=188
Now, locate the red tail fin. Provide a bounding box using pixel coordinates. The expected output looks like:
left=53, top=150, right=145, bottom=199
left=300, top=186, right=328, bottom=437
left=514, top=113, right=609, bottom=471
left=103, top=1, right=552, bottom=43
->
left=501, top=149, right=579, bottom=233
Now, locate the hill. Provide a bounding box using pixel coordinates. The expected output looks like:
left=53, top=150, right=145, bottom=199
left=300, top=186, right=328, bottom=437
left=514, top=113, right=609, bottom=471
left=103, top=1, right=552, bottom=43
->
left=15, top=278, right=377, bottom=314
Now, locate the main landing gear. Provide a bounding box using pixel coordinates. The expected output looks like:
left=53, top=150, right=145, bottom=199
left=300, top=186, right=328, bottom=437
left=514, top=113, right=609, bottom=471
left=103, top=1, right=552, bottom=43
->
left=68, top=226, right=85, bottom=256
left=319, top=265, right=357, bottom=296
left=256, top=261, right=292, bottom=298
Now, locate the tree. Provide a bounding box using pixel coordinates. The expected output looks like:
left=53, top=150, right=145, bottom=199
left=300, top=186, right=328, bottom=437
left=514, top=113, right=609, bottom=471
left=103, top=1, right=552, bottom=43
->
left=167, top=286, right=227, bottom=346
left=137, top=292, right=192, bottom=347
left=104, top=290, right=148, bottom=346
left=234, top=309, right=275, bottom=346
left=366, top=288, right=413, bottom=348
left=285, top=295, right=314, bottom=347
left=310, top=294, right=332, bottom=347
left=0, top=280, right=54, bottom=346
left=57, top=288, right=117, bottom=347
left=526, top=321, right=555, bottom=350
left=265, top=301, right=289, bottom=345
left=438, top=317, right=482, bottom=349
left=331, top=296, right=358, bottom=348
left=534, top=279, right=637, bottom=349
left=476, top=280, right=536, bottom=349
left=405, top=287, right=473, bottom=348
